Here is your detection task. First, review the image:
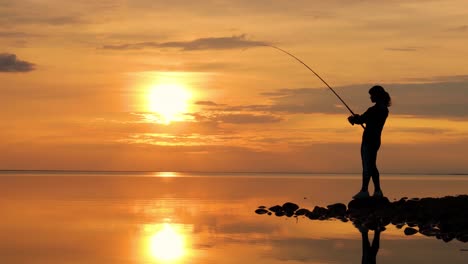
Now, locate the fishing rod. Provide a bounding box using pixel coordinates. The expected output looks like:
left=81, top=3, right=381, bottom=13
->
left=265, top=45, right=364, bottom=129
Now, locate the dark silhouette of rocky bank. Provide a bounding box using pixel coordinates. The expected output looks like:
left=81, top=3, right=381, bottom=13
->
left=255, top=195, right=468, bottom=243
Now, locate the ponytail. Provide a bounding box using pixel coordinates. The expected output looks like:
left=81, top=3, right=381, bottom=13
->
left=369, top=85, right=391, bottom=107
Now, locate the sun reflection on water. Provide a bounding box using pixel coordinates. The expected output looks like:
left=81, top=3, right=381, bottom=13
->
left=155, top=172, right=179, bottom=178
left=144, top=222, right=190, bottom=263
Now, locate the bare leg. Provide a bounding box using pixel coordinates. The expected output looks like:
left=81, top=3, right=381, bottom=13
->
left=364, top=142, right=382, bottom=193
left=369, top=148, right=382, bottom=193
left=362, top=176, right=371, bottom=192
left=371, top=167, right=381, bottom=192
left=361, top=144, right=371, bottom=192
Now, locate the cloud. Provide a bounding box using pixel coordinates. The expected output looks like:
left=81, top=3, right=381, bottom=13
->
left=195, top=100, right=222, bottom=106
left=191, top=110, right=283, bottom=124
left=90, top=112, right=224, bottom=136
left=131, top=60, right=244, bottom=72
left=38, top=16, right=84, bottom=25
left=447, top=25, right=468, bottom=32
left=385, top=127, right=451, bottom=135
left=385, top=47, right=421, bottom=52
left=1, top=12, right=86, bottom=26
left=257, top=87, right=346, bottom=114
left=0, top=53, right=35, bottom=72
left=0, top=31, right=40, bottom=38
left=174, top=77, right=468, bottom=121
left=363, top=81, right=468, bottom=118
left=247, top=79, right=468, bottom=119
left=216, top=113, right=283, bottom=124
left=102, top=34, right=269, bottom=51
left=404, top=74, right=468, bottom=83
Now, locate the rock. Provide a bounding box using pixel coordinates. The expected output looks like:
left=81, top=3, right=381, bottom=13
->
left=339, top=217, right=349, bottom=223
left=442, top=236, right=454, bottom=243
left=307, top=212, right=320, bottom=220
left=275, top=211, right=285, bottom=217
left=269, top=205, right=283, bottom=213
left=256, top=195, right=468, bottom=244
left=311, top=206, right=328, bottom=217
left=457, top=233, right=468, bottom=243
left=327, top=203, right=347, bottom=217
left=403, top=200, right=420, bottom=213
left=391, top=215, right=406, bottom=226
left=380, top=217, right=392, bottom=227
left=404, top=227, right=418, bottom=236
left=419, top=227, right=440, bottom=237
left=295, top=208, right=310, bottom=216
left=306, top=206, right=326, bottom=220
left=441, top=234, right=454, bottom=242
left=285, top=211, right=295, bottom=217
left=348, top=197, right=391, bottom=216
left=282, top=202, right=299, bottom=212
left=255, top=209, right=269, bottom=215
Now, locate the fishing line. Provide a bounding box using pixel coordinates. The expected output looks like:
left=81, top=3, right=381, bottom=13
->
left=265, top=45, right=364, bottom=129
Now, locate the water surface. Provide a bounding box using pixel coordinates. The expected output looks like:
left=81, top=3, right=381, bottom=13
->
left=0, top=172, right=467, bottom=263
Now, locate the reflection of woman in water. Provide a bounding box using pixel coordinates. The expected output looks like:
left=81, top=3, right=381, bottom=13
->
left=348, top=85, right=391, bottom=199
left=359, top=226, right=381, bottom=264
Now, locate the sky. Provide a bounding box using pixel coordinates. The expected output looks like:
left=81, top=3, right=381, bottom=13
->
left=1, top=0, right=468, bottom=173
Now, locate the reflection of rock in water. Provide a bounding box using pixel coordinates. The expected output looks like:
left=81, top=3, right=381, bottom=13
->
left=255, top=195, right=468, bottom=243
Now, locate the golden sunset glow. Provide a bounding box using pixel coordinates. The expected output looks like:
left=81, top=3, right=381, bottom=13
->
left=1, top=0, right=468, bottom=173
left=155, top=172, right=179, bottom=177
left=148, top=223, right=186, bottom=262
left=2, top=1, right=468, bottom=264
left=147, top=83, right=191, bottom=124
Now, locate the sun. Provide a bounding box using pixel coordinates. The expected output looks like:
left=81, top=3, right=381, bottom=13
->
left=147, top=83, right=191, bottom=124
left=148, top=223, right=186, bottom=261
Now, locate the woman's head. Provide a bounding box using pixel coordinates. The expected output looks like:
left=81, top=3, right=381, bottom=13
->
left=369, top=85, right=391, bottom=107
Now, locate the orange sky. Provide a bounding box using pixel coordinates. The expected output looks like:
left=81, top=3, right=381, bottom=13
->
left=1, top=0, right=468, bottom=173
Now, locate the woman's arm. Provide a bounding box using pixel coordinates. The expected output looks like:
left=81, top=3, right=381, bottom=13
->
left=348, top=109, right=370, bottom=125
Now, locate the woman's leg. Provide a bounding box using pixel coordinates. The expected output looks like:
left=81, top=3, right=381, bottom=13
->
left=371, top=168, right=381, bottom=192
left=368, top=146, right=381, bottom=192
left=361, top=143, right=371, bottom=192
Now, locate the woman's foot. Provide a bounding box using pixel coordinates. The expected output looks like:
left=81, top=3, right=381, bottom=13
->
left=373, top=189, right=384, bottom=198
left=353, top=190, right=370, bottom=199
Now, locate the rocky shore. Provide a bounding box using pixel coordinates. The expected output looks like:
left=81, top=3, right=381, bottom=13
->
left=255, top=195, right=468, bottom=243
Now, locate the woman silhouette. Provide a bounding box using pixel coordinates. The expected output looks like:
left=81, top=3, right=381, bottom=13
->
left=348, top=85, right=391, bottom=199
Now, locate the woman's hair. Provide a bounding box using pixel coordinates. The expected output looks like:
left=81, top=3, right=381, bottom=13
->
left=369, top=85, right=391, bottom=107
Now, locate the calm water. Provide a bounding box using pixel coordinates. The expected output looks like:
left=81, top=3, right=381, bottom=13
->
left=0, top=172, right=467, bottom=264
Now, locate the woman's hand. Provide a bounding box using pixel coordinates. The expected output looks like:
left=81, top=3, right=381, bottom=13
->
left=348, top=114, right=359, bottom=125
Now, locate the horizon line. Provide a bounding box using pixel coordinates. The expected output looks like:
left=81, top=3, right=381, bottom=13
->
left=0, top=169, right=467, bottom=176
